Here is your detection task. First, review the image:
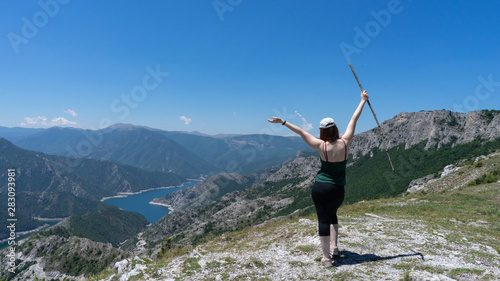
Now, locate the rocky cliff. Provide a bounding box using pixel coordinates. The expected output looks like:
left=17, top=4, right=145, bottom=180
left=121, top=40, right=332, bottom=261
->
left=349, top=110, right=500, bottom=158
left=0, top=234, right=128, bottom=280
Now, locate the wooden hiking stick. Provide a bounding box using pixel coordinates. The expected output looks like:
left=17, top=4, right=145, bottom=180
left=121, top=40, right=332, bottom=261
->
left=349, top=63, right=395, bottom=171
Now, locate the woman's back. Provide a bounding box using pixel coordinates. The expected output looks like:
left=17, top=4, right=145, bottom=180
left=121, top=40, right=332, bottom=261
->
left=316, top=138, right=348, bottom=186
left=320, top=139, right=348, bottom=163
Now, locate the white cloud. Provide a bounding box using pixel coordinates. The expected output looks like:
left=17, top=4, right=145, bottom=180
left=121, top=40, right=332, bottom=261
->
left=65, top=109, right=77, bottom=117
left=295, top=110, right=313, bottom=131
left=20, top=116, right=77, bottom=127
left=21, top=116, right=48, bottom=126
left=51, top=117, right=77, bottom=126
left=179, top=116, right=192, bottom=125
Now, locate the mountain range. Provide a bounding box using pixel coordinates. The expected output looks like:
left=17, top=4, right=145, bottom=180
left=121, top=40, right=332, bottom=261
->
left=0, top=124, right=311, bottom=241
left=3, top=124, right=312, bottom=178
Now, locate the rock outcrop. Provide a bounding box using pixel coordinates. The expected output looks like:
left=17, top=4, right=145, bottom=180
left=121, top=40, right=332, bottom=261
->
left=349, top=110, right=500, bottom=158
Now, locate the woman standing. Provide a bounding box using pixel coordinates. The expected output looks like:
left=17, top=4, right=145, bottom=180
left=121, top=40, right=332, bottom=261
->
left=267, top=90, right=369, bottom=266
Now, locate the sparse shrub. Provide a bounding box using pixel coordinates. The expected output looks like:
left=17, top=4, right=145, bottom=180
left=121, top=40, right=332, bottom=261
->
left=222, top=256, right=236, bottom=264
left=481, top=109, right=500, bottom=123
left=402, top=271, right=410, bottom=281
left=295, top=245, right=316, bottom=252
left=182, top=257, right=201, bottom=275
left=468, top=171, right=499, bottom=186
left=158, top=238, right=172, bottom=258
left=128, top=272, right=144, bottom=280
left=245, top=259, right=266, bottom=268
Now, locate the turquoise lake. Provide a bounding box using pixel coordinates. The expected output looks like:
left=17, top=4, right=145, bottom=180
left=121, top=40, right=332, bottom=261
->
left=103, top=180, right=199, bottom=223
left=0, top=182, right=198, bottom=249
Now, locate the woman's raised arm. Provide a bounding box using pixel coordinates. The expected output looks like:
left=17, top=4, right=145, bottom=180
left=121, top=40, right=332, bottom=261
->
left=342, top=90, right=369, bottom=145
left=267, top=117, right=322, bottom=151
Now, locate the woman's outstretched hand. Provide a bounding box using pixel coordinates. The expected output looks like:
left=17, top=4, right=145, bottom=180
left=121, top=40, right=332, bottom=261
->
left=361, top=90, right=369, bottom=101
left=267, top=117, right=284, bottom=124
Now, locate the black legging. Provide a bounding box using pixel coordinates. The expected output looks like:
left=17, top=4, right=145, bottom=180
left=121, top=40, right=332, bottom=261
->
left=311, top=181, right=345, bottom=236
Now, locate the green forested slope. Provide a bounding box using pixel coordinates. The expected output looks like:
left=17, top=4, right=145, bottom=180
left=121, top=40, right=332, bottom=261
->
left=41, top=206, right=149, bottom=246
left=345, top=137, right=500, bottom=204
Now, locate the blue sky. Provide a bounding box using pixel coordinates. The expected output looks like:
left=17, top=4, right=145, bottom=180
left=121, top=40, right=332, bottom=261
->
left=1, top=0, right=499, bottom=135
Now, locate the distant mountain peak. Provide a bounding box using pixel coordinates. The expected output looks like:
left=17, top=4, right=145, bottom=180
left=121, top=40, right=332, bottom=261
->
left=105, top=123, right=150, bottom=131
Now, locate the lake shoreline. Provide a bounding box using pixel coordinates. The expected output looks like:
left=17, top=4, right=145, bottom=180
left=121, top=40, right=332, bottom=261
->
left=148, top=201, right=174, bottom=212
left=101, top=186, right=176, bottom=202
left=101, top=179, right=201, bottom=223
left=1, top=180, right=202, bottom=247
left=101, top=179, right=202, bottom=202
left=33, top=217, right=67, bottom=221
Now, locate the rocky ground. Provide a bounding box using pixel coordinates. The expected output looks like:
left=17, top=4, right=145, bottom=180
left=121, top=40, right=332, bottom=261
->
left=106, top=206, right=499, bottom=280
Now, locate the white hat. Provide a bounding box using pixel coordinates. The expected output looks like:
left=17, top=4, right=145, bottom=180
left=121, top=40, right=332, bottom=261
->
left=319, top=117, right=336, bottom=129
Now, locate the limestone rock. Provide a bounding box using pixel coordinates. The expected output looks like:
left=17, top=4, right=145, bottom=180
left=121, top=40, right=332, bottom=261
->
left=441, top=164, right=459, bottom=178
left=349, top=110, right=500, bottom=159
